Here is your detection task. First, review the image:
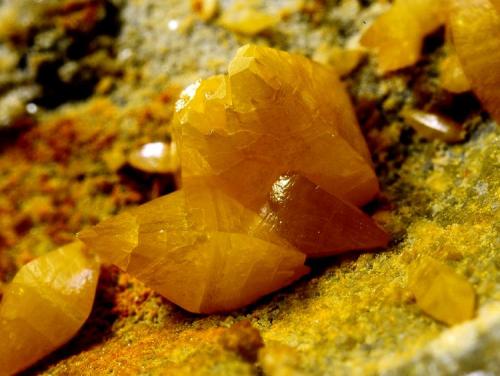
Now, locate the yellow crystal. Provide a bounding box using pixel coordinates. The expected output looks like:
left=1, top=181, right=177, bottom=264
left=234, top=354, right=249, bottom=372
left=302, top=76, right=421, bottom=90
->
left=0, top=241, right=99, bottom=375
left=80, top=45, right=388, bottom=314
left=449, top=0, right=500, bottom=123
left=439, top=52, right=471, bottom=94
left=128, top=141, right=180, bottom=174
left=218, top=5, right=279, bottom=36
left=176, top=44, right=378, bottom=211
left=361, top=0, right=447, bottom=73
left=79, top=180, right=308, bottom=314
left=409, top=256, right=475, bottom=325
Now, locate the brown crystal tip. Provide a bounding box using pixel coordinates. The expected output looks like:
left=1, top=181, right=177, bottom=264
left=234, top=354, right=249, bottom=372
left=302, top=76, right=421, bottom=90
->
left=259, top=174, right=390, bottom=258
left=79, top=45, right=390, bottom=314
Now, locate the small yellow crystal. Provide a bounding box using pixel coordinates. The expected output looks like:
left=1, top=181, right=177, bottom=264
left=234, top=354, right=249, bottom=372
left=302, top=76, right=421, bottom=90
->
left=409, top=256, right=475, bottom=325
left=128, top=141, right=180, bottom=174
left=0, top=241, right=99, bottom=375
left=361, top=0, right=447, bottom=73
left=439, top=52, right=471, bottom=94
left=218, top=5, right=279, bottom=36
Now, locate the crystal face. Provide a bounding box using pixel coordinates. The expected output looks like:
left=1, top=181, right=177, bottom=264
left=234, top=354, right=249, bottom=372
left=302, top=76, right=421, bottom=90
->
left=175, top=44, right=379, bottom=211
left=79, top=181, right=309, bottom=314
left=409, top=256, right=475, bottom=325
left=80, top=45, right=389, bottom=314
left=259, top=174, right=390, bottom=258
left=0, top=241, right=99, bottom=375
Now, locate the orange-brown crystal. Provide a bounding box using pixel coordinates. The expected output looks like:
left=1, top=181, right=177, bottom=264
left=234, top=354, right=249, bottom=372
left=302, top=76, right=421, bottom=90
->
left=175, top=44, right=378, bottom=210
left=258, top=174, right=390, bottom=258
left=0, top=241, right=99, bottom=375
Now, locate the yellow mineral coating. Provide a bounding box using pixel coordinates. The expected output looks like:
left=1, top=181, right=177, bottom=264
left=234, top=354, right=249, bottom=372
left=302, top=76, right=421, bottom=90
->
left=176, top=44, right=378, bottom=211
left=0, top=241, right=99, bottom=375
left=79, top=181, right=308, bottom=314
left=409, top=256, right=476, bottom=326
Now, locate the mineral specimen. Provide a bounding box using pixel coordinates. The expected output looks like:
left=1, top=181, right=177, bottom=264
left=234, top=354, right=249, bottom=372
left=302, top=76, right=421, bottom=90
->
left=360, top=0, right=447, bottom=73
left=79, top=181, right=309, bottom=314
left=80, top=45, right=388, bottom=314
left=0, top=241, right=99, bottom=375
left=259, top=174, right=390, bottom=257
left=176, top=44, right=378, bottom=210
left=449, top=0, right=500, bottom=123
left=409, top=256, right=475, bottom=326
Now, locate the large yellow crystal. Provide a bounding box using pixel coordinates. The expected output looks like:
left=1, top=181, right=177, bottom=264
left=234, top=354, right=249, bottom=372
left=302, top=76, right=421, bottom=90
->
left=79, top=181, right=308, bottom=314
left=0, top=241, right=99, bottom=375
left=175, top=44, right=378, bottom=211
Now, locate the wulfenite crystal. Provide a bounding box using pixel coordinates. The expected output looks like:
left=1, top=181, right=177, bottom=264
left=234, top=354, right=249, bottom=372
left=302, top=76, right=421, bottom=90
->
left=0, top=241, right=99, bottom=375
left=175, top=44, right=379, bottom=211
left=79, top=180, right=308, bottom=314
left=259, top=174, right=390, bottom=257
left=409, top=256, right=475, bottom=325
left=80, top=45, right=388, bottom=314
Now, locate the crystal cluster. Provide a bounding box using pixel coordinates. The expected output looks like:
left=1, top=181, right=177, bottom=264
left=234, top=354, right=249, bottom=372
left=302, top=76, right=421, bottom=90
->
left=0, top=241, right=99, bottom=375
left=80, top=45, right=388, bottom=313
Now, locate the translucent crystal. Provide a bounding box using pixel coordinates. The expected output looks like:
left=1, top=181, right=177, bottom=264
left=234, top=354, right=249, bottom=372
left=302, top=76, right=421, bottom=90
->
left=258, top=174, right=390, bottom=257
left=175, top=44, right=378, bottom=211
left=79, top=181, right=308, bottom=314
left=449, top=0, right=500, bottom=123
left=80, top=45, right=388, bottom=314
left=409, top=256, right=475, bottom=325
left=0, top=241, right=99, bottom=375
left=361, top=0, right=447, bottom=73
